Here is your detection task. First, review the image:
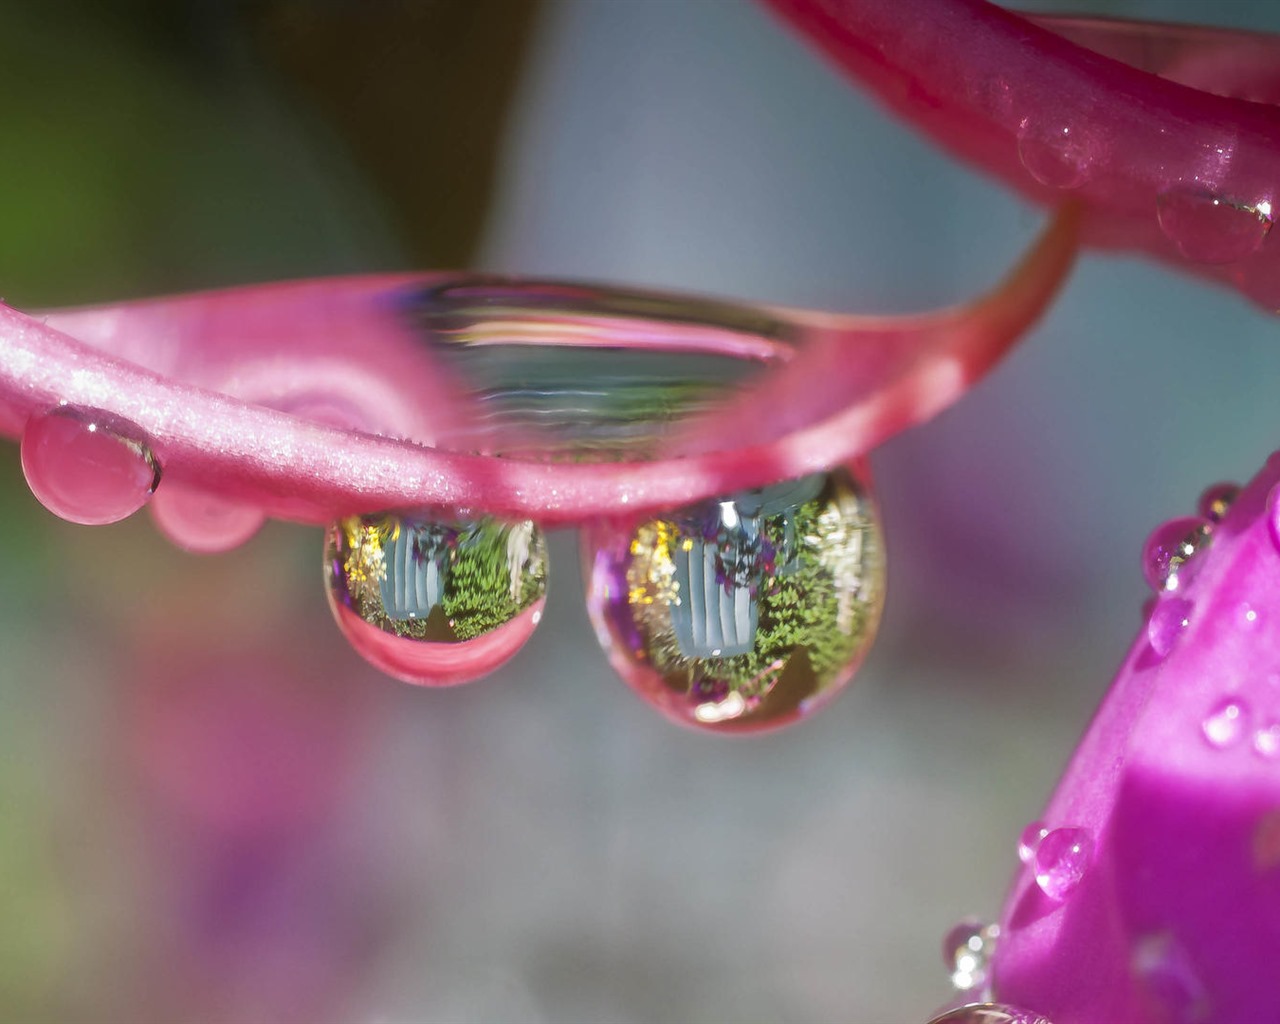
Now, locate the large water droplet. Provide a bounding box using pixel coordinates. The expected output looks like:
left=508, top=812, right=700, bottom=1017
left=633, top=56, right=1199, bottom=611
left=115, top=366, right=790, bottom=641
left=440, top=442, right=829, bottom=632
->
left=150, top=484, right=265, bottom=554
left=1132, top=932, right=1210, bottom=1024
left=583, top=468, right=884, bottom=732
left=1147, top=597, right=1193, bottom=659
left=1033, top=826, right=1093, bottom=901
left=942, top=919, right=999, bottom=993
left=21, top=406, right=161, bottom=525
left=1156, top=186, right=1272, bottom=264
left=1017, top=120, right=1091, bottom=189
left=325, top=512, right=548, bottom=686
left=1196, top=481, right=1239, bottom=524
left=925, top=1005, right=1053, bottom=1024
left=1201, top=697, right=1248, bottom=748
left=1018, top=821, right=1050, bottom=864
left=1254, top=721, right=1280, bottom=759
left=1141, top=517, right=1211, bottom=594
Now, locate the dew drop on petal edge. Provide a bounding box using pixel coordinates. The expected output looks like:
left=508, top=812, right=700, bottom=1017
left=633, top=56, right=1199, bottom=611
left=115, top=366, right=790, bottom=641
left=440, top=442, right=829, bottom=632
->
left=324, top=512, right=548, bottom=686
left=1033, top=826, right=1093, bottom=901
left=1156, top=186, right=1272, bottom=264
left=942, top=919, right=999, bottom=993
left=582, top=467, right=885, bottom=733
left=21, top=406, right=161, bottom=526
left=1140, top=516, right=1211, bottom=594
left=150, top=484, right=265, bottom=554
left=1017, top=821, right=1049, bottom=864
left=925, top=1004, right=1054, bottom=1024
left=1147, top=597, right=1193, bottom=659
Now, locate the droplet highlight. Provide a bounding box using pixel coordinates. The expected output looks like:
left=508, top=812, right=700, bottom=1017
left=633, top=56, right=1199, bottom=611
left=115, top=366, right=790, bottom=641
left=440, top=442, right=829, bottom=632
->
left=1196, top=482, right=1239, bottom=524
left=1017, top=821, right=1050, bottom=864
left=1141, top=516, right=1211, bottom=594
left=1147, top=597, right=1193, bottom=659
left=1017, top=120, right=1091, bottom=189
left=1156, top=186, right=1272, bottom=264
left=925, top=1005, right=1053, bottom=1024
left=583, top=467, right=884, bottom=732
left=942, top=919, right=999, bottom=993
left=325, top=512, right=548, bottom=686
left=1201, top=697, right=1248, bottom=748
left=1033, top=826, right=1093, bottom=901
left=150, top=484, right=265, bottom=554
left=21, top=406, right=161, bottom=526
left=1253, top=721, right=1280, bottom=759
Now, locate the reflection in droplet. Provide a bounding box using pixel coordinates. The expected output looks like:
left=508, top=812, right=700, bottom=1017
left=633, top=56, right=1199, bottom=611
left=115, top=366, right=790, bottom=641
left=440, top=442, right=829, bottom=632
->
left=1141, top=516, right=1211, bottom=594
left=21, top=406, right=161, bottom=525
left=1254, top=721, right=1280, bottom=759
left=1018, top=821, right=1050, bottom=865
left=1201, top=697, right=1248, bottom=748
left=1033, top=826, right=1093, bottom=901
left=1196, top=482, right=1239, bottom=524
left=583, top=468, right=884, bottom=732
left=325, top=512, right=548, bottom=686
left=1156, top=186, right=1272, bottom=264
left=1132, top=932, right=1210, bottom=1024
left=1147, top=597, right=1193, bottom=659
left=942, top=919, right=999, bottom=993
left=925, top=1004, right=1053, bottom=1024
left=150, top=484, right=265, bottom=554
left=1017, top=119, right=1090, bottom=188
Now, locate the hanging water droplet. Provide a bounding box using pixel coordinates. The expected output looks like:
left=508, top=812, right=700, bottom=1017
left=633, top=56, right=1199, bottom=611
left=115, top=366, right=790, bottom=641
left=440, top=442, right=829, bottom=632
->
left=1201, top=697, right=1248, bottom=748
left=150, top=484, right=265, bottom=554
left=1018, top=821, right=1050, bottom=864
left=1132, top=932, right=1210, bottom=1024
left=21, top=406, right=161, bottom=526
left=1196, top=482, right=1239, bottom=524
left=1147, top=597, right=1193, bottom=659
left=1252, top=721, right=1280, bottom=759
left=583, top=467, right=884, bottom=732
left=925, top=1004, right=1053, bottom=1024
left=325, top=512, right=548, bottom=686
left=1156, top=186, right=1272, bottom=264
left=942, top=919, right=999, bottom=993
left=1033, top=826, right=1093, bottom=901
left=1017, top=119, right=1091, bottom=189
left=1141, top=517, right=1211, bottom=594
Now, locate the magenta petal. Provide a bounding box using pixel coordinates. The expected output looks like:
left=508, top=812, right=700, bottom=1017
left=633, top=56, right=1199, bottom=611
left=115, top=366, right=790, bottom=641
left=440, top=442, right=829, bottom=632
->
left=0, top=210, right=1072, bottom=525
left=761, top=0, right=1280, bottom=303
left=992, top=455, right=1280, bottom=1023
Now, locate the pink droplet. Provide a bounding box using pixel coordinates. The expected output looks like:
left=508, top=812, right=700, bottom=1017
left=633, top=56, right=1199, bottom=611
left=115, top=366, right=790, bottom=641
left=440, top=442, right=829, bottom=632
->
left=1033, top=826, right=1093, bottom=901
left=21, top=407, right=160, bottom=525
left=1253, top=721, right=1280, bottom=759
left=1156, top=186, right=1272, bottom=264
left=150, top=484, right=265, bottom=554
left=1201, top=697, right=1248, bottom=748
left=1017, top=820, right=1050, bottom=864
left=1147, top=597, right=1193, bottom=659
left=1141, top=516, right=1210, bottom=593
left=925, top=1003, right=1053, bottom=1024
left=1017, top=120, right=1091, bottom=189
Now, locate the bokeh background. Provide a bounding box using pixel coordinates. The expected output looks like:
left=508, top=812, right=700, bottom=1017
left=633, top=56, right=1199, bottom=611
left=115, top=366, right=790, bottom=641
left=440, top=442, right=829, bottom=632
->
left=3, top=1, right=1280, bottom=1021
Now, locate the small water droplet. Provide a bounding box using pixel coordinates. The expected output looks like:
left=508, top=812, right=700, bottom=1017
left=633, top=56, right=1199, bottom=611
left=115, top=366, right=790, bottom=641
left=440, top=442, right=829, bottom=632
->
left=942, top=919, right=999, bottom=993
left=1017, top=821, right=1049, bottom=864
left=1132, top=932, right=1210, bottom=1024
left=1238, top=602, right=1261, bottom=630
left=1141, top=517, right=1211, bottom=594
left=1253, top=721, right=1280, bottom=759
left=1201, top=697, right=1249, bottom=748
left=582, top=468, right=884, bottom=732
left=1147, top=597, right=1193, bottom=659
left=21, top=406, right=161, bottom=525
left=1156, top=186, right=1272, bottom=264
left=150, top=484, right=265, bottom=554
left=1033, top=826, right=1093, bottom=901
left=325, top=512, right=548, bottom=686
left=925, top=1004, right=1053, bottom=1024
left=1017, top=120, right=1091, bottom=188
left=1197, top=482, right=1239, bottom=524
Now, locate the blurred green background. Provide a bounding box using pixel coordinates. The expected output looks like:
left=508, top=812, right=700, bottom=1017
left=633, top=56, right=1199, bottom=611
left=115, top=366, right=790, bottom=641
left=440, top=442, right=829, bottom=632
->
left=4, top=1, right=1280, bottom=1021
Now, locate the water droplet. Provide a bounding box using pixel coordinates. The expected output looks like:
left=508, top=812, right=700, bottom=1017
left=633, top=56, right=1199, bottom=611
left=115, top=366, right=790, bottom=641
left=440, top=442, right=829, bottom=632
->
left=1147, top=597, right=1193, bottom=659
left=925, top=1005, right=1053, bottom=1024
left=1201, top=697, right=1248, bottom=748
left=1156, top=186, right=1272, bottom=264
left=1253, top=721, right=1280, bottom=759
left=1018, top=821, right=1050, bottom=864
left=1238, top=602, right=1261, bottom=630
left=1033, top=826, right=1093, bottom=900
left=325, top=512, right=548, bottom=686
left=150, top=484, right=264, bottom=554
left=1017, top=120, right=1091, bottom=189
left=942, top=919, right=999, bottom=992
left=1196, top=482, right=1239, bottom=524
left=583, top=468, right=884, bottom=732
left=21, top=406, right=161, bottom=525
left=1141, top=516, right=1211, bottom=594
left=1132, top=933, right=1210, bottom=1024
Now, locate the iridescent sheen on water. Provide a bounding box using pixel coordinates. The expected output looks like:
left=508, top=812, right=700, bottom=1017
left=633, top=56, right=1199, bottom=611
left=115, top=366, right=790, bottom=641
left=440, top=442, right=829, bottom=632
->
left=325, top=512, right=547, bottom=686
left=583, top=467, right=884, bottom=732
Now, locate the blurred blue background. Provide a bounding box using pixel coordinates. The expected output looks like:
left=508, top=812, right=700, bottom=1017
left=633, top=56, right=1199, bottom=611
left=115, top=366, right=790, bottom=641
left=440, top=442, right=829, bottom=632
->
left=3, top=1, right=1280, bottom=1021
